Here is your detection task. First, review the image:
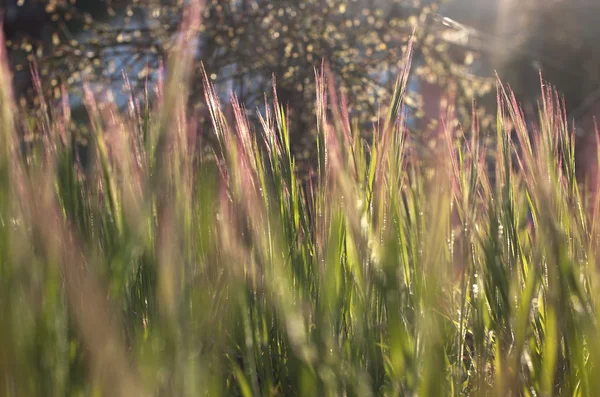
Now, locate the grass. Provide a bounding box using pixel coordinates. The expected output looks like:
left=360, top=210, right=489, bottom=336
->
left=3, top=4, right=600, bottom=396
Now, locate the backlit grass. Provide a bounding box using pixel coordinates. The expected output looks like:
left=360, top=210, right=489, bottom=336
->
left=2, top=4, right=600, bottom=396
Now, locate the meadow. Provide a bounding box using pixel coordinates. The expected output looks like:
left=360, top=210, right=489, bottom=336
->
left=3, top=5, right=600, bottom=396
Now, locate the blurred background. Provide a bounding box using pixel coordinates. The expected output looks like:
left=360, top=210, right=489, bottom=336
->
left=2, top=0, right=600, bottom=165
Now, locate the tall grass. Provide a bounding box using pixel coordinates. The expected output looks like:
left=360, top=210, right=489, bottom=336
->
left=2, top=4, right=600, bottom=396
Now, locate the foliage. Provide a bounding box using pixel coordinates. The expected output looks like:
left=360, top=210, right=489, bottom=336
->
left=3, top=4, right=600, bottom=396
left=5, top=0, right=493, bottom=154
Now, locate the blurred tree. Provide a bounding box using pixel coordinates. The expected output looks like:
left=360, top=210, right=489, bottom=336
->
left=4, top=0, right=493, bottom=158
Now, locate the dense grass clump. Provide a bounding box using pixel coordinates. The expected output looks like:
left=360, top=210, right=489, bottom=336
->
left=3, top=5, right=600, bottom=396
